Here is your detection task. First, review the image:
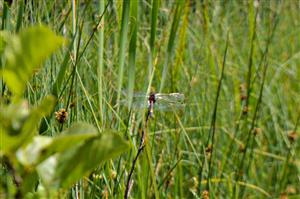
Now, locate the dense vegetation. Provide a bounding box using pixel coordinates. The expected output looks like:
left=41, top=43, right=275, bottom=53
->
left=0, top=0, right=299, bottom=198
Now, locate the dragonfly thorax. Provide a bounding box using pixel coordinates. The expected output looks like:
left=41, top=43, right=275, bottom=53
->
left=148, top=93, right=156, bottom=104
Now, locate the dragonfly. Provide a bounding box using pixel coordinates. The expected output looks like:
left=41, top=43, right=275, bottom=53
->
left=121, top=92, right=185, bottom=117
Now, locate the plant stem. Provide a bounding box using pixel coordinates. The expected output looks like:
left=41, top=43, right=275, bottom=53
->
left=124, top=109, right=152, bottom=199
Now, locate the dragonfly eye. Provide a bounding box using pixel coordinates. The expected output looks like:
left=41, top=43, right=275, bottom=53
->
left=148, top=93, right=156, bottom=103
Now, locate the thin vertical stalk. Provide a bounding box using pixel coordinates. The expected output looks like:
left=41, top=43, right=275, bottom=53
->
left=216, top=3, right=258, bottom=195
left=71, top=1, right=79, bottom=199
left=244, top=6, right=258, bottom=110
left=15, top=0, right=24, bottom=33
left=206, top=33, right=229, bottom=191
left=1, top=1, right=9, bottom=30
left=124, top=107, right=152, bottom=199
left=278, top=111, right=300, bottom=193
left=127, top=0, right=138, bottom=110
left=233, top=11, right=280, bottom=198
left=72, top=0, right=77, bottom=59
left=98, top=0, right=105, bottom=126
left=172, top=0, right=190, bottom=91
left=148, top=0, right=159, bottom=81
left=159, top=0, right=184, bottom=92
left=200, top=0, right=209, bottom=35
left=116, top=0, right=130, bottom=112
left=39, top=1, right=98, bottom=134
left=64, top=1, right=109, bottom=111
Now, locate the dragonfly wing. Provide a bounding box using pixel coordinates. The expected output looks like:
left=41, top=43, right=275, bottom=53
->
left=154, top=94, right=185, bottom=111
left=155, top=93, right=185, bottom=103
left=131, top=100, right=149, bottom=109
left=119, top=96, right=148, bottom=109
left=154, top=101, right=185, bottom=111
left=120, top=92, right=185, bottom=112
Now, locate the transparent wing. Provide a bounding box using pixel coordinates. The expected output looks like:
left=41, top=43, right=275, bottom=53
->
left=153, top=101, right=185, bottom=111
left=154, top=93, right=185, bottom=111
left=119, top=95, right=149, bottom=109
left=120, top=92, right=185, bottom=111
left=155, top=93, right=184, bottom=103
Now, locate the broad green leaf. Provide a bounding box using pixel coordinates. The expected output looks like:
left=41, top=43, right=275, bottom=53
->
left=0, top=95, right=56, bottom=153
left=16, top=136, right=52, bottom=166
left=21, top=95, right=56, bottom=135
left=16, top=122, right=97, bottom=166
left=0, top=100, right=30, bottom=152
left=37, top=155, right=58, bottom=188
left=1, top=26, right=64, bottom=96
left=55, top=132, right=129, bottom=188
left=37, top=123, right=98, bottom=163
left=21, top=170, right=39, bottom=196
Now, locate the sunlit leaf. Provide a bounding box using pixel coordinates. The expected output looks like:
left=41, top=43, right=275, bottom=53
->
left=0, top=95, right=56, bottom=153
left=16, top=122, right=96, bottom=167
left=0, top=100, right=30, bottom=152
left=16, top=136, right=52, bottom=166
left=21, top=170, right=39, bottom=196
left=37, top=122, right=98, bottom=163
left=1, top=26, right=64, bottom=96
left=55, top=131, right=129, bottom=188
left=37, top=155, right=58, bottom=188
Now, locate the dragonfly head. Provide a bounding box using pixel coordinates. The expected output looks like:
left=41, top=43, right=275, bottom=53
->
left=148, top=93, right=156, bottom=104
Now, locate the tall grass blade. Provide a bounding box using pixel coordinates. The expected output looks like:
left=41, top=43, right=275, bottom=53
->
left=172, top=1, right=190, bottom=91
left=98, top=0, right=105, bottom=125
left=116, top=0, right=130, bottom=112
left=159, top=0, right=184, bottom=92
left=148, top=0, right=159, bottom=81
left=206, top=33, right=229, bottom=191
left=127, top=0, right=138, bottom=110
left=234, top=9, right=280, bottom=198
left=15, top=0, right=24, bottom=33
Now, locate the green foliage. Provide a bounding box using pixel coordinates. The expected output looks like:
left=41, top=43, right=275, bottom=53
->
left=17, top=126, right=128, bottom=190
left=55, top=131, right=129, bottom=188
left=0, top=25, right=129, bottom=198
left=116, top=0, right=130, bottom=111
left=0, top=96, right=55, bottom=153
left=1, top=26, right=64, bottom=97
left=127, top=0, right=138, bottom=110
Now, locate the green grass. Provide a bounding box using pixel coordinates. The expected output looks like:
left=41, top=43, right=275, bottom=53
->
left=1, top=0, right=300, bottom=198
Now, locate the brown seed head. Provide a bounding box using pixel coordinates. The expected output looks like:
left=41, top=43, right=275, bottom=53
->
left=238, top=170, right=244, bottom=177
left=190, top=176, right=199, bottom=193
left=280, top=192, right=288, bottom=199
left=102, top=186, right=108, bottom=199
left=239, top=144, right=245, bottom=153
left=205, top=144, right=212, bottom=153
left=62, top=9, right=68, bottom=16
left=242, top=106, right=248, bottom=115
left=286, top=185, right=296, bottom=194
left=110, top=170, right=117, bottom=179
left=201, top=190, right=209, bottom=199
left=239, top=83, right=246, bottom=91
left=239, top=83, right=247, bottom=102
left=288, top=131, right=298, bottom=143
left=253, top=127, right=262, bottom=135
left=70, top=101, right=76, bottom=108
left=55, top=108, right=68, bottom=124
left=240, top=95, right=247, bottom=101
